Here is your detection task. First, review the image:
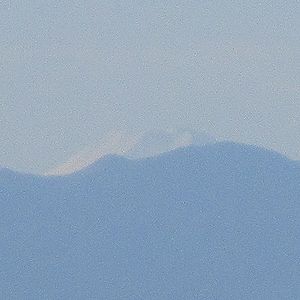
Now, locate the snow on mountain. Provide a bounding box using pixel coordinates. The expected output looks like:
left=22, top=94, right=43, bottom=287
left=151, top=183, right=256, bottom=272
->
left=46, top=129, right=216, bottom=176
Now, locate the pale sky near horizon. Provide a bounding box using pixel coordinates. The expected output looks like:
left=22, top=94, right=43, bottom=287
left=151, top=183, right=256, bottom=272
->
left=0, top=1, right=299, bottom=174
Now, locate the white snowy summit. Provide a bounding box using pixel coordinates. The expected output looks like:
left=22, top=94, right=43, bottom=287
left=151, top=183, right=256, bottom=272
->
left=126, top=129, right=216, bottom=159
left=46, top=129, right=216, bottom=175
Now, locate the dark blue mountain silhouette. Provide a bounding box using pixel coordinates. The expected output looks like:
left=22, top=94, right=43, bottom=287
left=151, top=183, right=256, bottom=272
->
left=1, top=142, right=299, bottom=299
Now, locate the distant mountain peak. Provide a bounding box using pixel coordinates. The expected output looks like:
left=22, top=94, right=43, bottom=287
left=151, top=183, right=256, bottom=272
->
left=45, top=129, right=216, bottom=176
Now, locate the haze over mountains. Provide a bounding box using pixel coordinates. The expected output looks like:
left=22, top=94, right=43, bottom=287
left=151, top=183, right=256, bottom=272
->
left=2, top=1, right=299, bottom=298
left=1, top=142, right=299, bottom=299
left=2, top=1, right=299, bottom=176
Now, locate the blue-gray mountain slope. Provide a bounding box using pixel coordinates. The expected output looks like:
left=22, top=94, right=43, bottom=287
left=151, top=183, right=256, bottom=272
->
left=0, top=142, right=299, bottom=299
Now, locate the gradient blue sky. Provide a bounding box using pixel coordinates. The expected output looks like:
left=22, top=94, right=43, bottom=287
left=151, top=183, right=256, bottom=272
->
left=1, top=1, right=299, bottom=174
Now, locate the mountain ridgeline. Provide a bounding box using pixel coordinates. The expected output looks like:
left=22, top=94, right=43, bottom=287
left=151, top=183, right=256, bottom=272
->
left=1, top=142, right=299, bottom=299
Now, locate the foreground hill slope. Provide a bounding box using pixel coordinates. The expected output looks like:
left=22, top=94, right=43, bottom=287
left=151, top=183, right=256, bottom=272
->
left=0, top=142, right=300, bottom=299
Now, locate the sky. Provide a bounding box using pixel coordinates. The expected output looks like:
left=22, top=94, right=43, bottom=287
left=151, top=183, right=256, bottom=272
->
left=0, top=0, right=299, bottom=174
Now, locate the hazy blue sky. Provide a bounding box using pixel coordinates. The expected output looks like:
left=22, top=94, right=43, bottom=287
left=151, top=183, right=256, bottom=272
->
left=1, top=1, right=299, bottom=174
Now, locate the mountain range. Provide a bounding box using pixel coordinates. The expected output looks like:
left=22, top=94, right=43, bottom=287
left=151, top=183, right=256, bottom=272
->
left=1, top=142, right=299, bottom=299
